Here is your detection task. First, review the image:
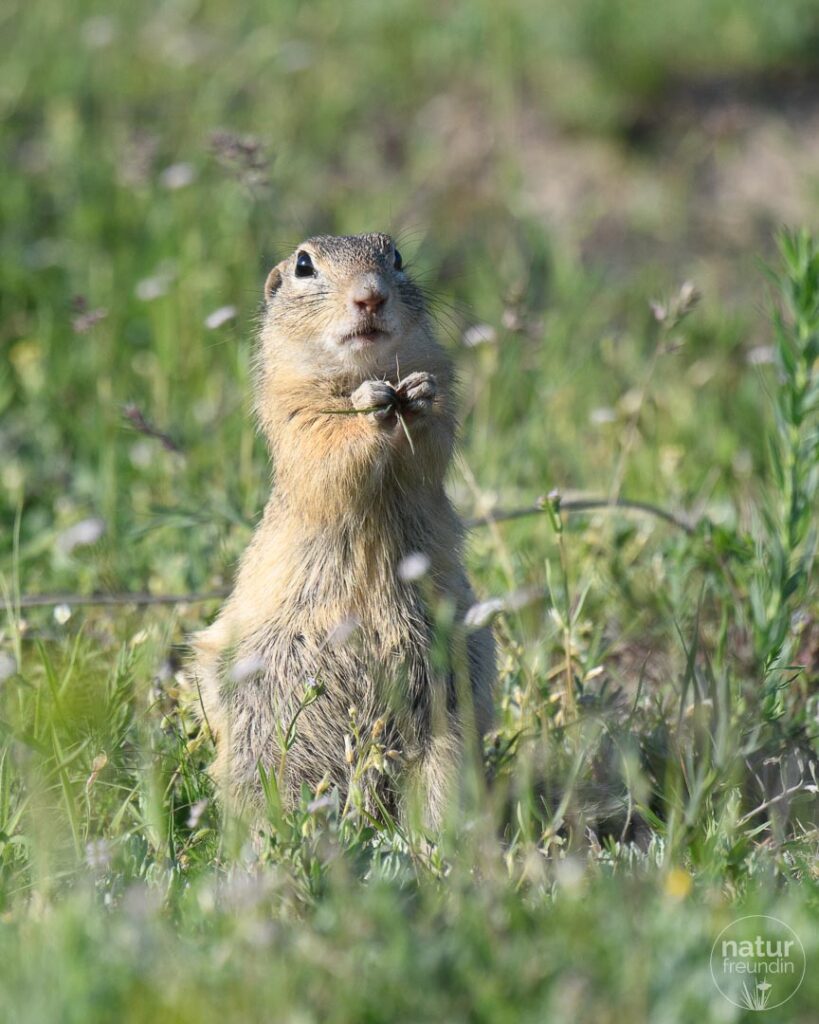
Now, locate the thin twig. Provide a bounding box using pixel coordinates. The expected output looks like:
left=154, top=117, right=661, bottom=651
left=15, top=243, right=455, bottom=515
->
left=122, top=404, right=183, bottom=454
left=465, top=497, right=695, bottom=534
left=14, top=590, right=228, bottom=609
left=11, top=495, right=695, bottom=610
left=737, top=779, right=813, bottom=829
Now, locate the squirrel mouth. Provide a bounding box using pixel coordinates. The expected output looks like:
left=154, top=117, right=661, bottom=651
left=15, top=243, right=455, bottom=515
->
left=340, top=323, right=389, bottom=345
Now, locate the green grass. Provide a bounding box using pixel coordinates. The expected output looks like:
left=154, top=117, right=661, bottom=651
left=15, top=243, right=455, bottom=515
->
left=2, top=1, right=818, bottom=1021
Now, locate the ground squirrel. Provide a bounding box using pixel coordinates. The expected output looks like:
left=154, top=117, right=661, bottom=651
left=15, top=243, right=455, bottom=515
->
left=192, top=233, right=496, bottom=827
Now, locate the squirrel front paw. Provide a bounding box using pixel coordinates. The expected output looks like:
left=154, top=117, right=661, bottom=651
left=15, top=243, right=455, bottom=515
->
left=396, top=371, right=437, bottom=415
left=351, top=379, right=398, bottom=423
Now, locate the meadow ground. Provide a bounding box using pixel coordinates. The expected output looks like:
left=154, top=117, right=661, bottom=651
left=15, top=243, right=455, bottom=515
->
left=1, top=1, right=818, bottom=1021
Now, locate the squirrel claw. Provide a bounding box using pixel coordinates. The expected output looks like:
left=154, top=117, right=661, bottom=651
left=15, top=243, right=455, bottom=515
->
left=396, top=371, right=437, bottom=414
left=351, top=379, right=398, bottom=422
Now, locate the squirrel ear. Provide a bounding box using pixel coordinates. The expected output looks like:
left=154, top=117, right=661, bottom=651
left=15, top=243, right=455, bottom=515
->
left=264, top=265, right=283, bottom=303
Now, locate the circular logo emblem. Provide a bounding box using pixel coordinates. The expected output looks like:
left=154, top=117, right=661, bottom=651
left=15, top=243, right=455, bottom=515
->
left=710, top=915, right=806, bottom=1011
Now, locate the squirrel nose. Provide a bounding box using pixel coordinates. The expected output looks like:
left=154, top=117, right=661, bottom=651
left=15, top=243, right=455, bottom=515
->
left=352, top=282, right=388, bottom=315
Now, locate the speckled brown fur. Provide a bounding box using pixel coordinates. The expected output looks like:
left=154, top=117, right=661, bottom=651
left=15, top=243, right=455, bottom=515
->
left=191, top=233, right=495, bottom=826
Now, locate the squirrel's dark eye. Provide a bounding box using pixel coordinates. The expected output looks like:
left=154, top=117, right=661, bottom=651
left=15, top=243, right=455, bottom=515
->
left=295, top=251, right=316, bottom=278
left=393, top=248, right=403, bottom=271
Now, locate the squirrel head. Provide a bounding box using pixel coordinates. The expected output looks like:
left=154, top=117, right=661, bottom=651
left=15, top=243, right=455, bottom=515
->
left=260, top=233, right=435, bottom=379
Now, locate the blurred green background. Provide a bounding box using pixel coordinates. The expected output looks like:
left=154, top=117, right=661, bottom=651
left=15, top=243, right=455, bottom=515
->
left=4, top=0, right=819, bottom=599
left=2, top=1, right=818, bottom=1021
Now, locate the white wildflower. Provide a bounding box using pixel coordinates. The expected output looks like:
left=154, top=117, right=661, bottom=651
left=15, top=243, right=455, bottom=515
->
left=186, top=798, right=209, bottom=828
left=590, top=407, right=616, bottom=425
left=397, top=552, right=430, bottom=581
left=325, top=618, right=358, bottom=647
left=135, top=264, right=175, bottom=302
left=204, top=305, right=238, bottom=330
left=746, top=345, right=776, bottom=365
left=0, top=652, right=17, bottom=683
left=85, top=839, right=112, bottom=871
left=54, top=604, right=72, bottom=625
left=464, top=597, right=505, bottom=630
left=57, top=516, right=106, bottom=554
left=229, top=653, right=265, bottom=683
left=159, top=162, right=196, bottom=190
left=463, top=324, right=497, bottom=348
